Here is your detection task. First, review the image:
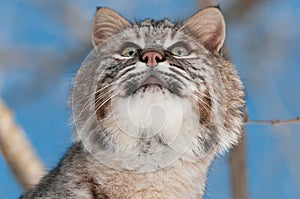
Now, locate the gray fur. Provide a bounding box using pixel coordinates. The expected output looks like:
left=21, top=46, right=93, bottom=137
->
left=22, top=7, right=245, bottom=198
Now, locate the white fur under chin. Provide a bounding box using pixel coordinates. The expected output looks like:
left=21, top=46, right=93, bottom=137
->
left=99, top=87, right=201, bottom=172
left=115, top=88, right=186, bottom=139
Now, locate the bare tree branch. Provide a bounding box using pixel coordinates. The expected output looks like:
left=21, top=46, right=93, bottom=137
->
left=246, top=117, right=300, bottom=125
left=1, top=42, right=91, bottom=107
left=32, top=1, right=90, bottom=41
left=229, top=134, right=248, bottom=199
left=225, top=0, right=263, bottom=21
left=0, top=99, right=45, bottom=190
left=198, top=0, right=218, bottom=8
left=197, top=1, right=249, bottom=199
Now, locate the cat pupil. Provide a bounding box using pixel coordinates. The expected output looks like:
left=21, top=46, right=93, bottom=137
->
left=177, top=49, right=182, bottom=56
left=121, top=47, right=139, bottom=57
left=129, top=50, right=134, bottom=56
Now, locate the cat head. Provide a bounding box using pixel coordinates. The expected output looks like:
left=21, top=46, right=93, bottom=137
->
left=92, top=7, right=225, bottom=54
left=71, top=7, right=245, bottom=172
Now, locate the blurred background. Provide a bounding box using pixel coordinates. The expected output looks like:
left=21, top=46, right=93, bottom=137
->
left=0, top=0, right=300, bottom=198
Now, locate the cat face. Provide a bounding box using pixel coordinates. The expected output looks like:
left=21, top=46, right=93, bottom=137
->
left=71, top=7, right=245, bottom=172
left=95, top=24, right=215, bottom=98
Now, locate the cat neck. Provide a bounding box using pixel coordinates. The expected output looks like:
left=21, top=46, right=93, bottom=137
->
left=84, top=144, right=215, bottom=199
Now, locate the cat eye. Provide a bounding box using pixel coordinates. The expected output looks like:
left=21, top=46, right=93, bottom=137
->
left=121, top=47, right=139, bottom=57
left=119, top=42, right=141, bottom=57
left=168, top=42, right=191, bottom=57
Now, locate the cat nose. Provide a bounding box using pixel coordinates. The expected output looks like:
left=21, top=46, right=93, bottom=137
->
left=141, top=51, right=164, bottom=67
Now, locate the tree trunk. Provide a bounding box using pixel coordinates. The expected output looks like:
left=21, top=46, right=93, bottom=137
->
left=0, top=99, right=45, bottom=190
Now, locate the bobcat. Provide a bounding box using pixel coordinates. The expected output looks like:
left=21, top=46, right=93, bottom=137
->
left=22, top=7, right=245, bottom=199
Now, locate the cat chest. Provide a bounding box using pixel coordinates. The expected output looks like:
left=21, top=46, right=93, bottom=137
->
left=91, top=160, right=207, bottom=199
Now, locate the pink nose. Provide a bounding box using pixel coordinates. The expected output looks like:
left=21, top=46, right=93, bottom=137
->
left=142, top=51, right=163, bottom=67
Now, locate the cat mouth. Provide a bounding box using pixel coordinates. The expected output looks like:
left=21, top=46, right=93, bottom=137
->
left=139, top=75, right=165, bottom=88
left=123, top=75, right=182, bottom=96
left=133, top=75, right=170, bottom=92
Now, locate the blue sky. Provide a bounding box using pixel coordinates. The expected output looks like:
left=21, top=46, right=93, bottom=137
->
left=1, top=0, right=300, bottom=198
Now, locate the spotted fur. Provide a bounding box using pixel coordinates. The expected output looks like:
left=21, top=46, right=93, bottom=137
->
left=22, top=7, right=245, bottom=199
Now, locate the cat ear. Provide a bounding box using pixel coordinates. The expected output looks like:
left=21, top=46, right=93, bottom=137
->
left=183, top=7, right=226, bottom=54
left=92, top=7, right=131, bottom=47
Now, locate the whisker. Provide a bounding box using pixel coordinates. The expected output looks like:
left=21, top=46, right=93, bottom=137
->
left=115, top=66, right=136, bottom=79
left=72, top=83, right=116, bottom=123
left=200, top=93, right=221, bottom=107
left=192, top=94, right=212, bottom=116
left=78, top=88, right=122, bottom=134
left=73, top=87, right=116, bottom=123
left=73, top=82, right=116, bottom=104
left=168, top=67, right=191, bottom=81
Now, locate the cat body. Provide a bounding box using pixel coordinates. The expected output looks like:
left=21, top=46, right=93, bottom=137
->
left=22, top=7, right=245, bottom=199
left=22, top=143, right=212, bottom=198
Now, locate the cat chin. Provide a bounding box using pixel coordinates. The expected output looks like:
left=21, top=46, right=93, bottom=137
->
left=121, top=83, right=184, bottom=97
left=111, top=89, right=193, bottom=138
left=92, top=90, right=202, bottom=167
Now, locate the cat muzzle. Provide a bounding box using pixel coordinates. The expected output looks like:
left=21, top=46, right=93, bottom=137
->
left=140, top=49, right=165, bottom=67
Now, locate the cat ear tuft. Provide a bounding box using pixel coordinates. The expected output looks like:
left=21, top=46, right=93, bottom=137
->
left=183, top=7, right=226, bottom=54
left=92, top=8, right=131, bottom=47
